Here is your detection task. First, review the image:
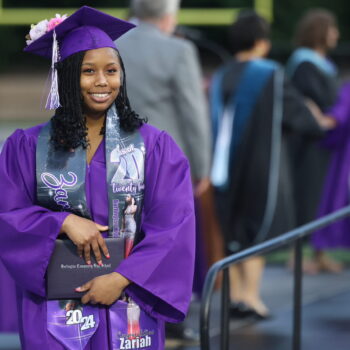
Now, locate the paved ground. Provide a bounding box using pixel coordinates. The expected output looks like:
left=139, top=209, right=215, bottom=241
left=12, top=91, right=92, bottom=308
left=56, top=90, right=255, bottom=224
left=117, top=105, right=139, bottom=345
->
left=164, top=265, right=350, bottom=350
left=1, top=265, right=349, bottom=349
left=0, top=73, right=50, bottom=149
left=0, top=73, right=51, bottom=122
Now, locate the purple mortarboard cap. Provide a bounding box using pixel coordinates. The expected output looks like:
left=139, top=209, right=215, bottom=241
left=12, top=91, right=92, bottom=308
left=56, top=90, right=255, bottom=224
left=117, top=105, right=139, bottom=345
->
left=24, top=6, right=135, bottom=61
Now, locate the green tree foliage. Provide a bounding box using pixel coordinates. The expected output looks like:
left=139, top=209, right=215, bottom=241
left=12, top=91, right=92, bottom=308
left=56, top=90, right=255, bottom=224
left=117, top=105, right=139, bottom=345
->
left=1, top=0, right=350, bottom=71
left=3, top=0, right=129, bottom=7
left=3, top=0, right=253, bottom=8
left=274, top=0, right=350, bottom=42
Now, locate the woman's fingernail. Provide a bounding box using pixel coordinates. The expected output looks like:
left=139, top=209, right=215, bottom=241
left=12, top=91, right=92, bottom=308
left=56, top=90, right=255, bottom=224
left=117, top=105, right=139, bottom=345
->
left=98, top=261, right=103, bottom=266
left=87, top=261, right=91, bottom=265
left=75, top=287, right=81, bottom=292
left=106, top=254, right=110, bottom=259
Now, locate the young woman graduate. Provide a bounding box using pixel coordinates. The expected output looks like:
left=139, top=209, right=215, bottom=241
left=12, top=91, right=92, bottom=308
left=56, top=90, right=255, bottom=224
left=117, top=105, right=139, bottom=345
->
left=0, top=6, right=195, bottom=350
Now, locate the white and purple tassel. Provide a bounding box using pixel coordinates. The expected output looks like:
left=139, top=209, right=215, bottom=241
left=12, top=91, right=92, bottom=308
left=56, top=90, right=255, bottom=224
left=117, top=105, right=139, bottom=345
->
left=45, top=30, right=61, bottom=110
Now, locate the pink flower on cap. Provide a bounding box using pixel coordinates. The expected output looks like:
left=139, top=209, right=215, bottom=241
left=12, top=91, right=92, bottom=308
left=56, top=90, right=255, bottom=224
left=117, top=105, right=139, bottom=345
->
left=47, top=14, right=67, bottom=32
left=26, top=14, right=67, bottom=46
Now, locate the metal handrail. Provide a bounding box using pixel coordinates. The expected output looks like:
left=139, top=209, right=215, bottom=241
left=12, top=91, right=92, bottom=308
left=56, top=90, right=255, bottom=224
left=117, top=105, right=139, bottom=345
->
left=200, top=205, right=350, bottom=350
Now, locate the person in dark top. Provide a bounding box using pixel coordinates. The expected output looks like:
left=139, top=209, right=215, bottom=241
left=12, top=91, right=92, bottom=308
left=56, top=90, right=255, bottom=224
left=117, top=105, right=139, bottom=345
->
left=311, top=82, right=350, bottom=272
left=209, top=11, right=327, bottom=318
left=286, top=9, right=340, bottom=272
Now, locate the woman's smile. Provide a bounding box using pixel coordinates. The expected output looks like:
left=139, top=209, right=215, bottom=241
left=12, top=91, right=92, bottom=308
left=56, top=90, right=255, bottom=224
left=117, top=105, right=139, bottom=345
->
left=88, top=92, right=112, bottom=103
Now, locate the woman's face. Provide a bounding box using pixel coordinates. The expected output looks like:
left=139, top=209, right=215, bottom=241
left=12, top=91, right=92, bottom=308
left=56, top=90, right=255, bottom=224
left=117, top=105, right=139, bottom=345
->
left=80, top=47, right=121, bottom=118
left=326, top=25, right=339, bottom=50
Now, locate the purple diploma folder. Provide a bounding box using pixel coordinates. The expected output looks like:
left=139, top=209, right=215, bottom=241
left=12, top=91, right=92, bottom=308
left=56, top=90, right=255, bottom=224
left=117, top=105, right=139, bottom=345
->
left=46, top=237, right=125, bottom=300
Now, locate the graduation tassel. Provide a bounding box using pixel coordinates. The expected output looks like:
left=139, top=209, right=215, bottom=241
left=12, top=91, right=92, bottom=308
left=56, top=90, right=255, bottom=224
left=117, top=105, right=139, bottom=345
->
left=46, top=30, right=61, bottom=110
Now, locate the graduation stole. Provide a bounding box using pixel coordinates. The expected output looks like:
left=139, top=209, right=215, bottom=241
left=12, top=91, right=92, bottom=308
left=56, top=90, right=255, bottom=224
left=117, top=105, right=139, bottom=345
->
left=286, top=47, right=338, bottom=79
left=36, top=105, right=158, bottom=350
left=210, top=59, right=277, bottom=189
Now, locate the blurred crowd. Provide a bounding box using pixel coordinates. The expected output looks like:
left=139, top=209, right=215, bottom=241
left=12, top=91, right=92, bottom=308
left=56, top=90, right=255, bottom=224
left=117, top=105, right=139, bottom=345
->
left=1, top=0, right=350, bottom=345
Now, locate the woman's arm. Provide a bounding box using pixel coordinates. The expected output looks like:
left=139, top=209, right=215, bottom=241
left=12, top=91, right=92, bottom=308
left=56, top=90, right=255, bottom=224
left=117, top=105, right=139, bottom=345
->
left=304, top=98, right=337, bottom=130
left=76, top=272, right=131, bottom=305
left=0, top=129, right=70, bottom=297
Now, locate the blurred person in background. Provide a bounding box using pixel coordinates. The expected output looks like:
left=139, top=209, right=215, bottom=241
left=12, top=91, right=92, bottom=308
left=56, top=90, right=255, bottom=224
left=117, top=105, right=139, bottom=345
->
left=116, top=0, right=212, bottom=342
left=210, top=11, right=327, bottom=319
left=286, top=9, right=340, bottom=273
left=311, top=81, right=350, bottom=270
left=117, top=0, right=211, bottom=189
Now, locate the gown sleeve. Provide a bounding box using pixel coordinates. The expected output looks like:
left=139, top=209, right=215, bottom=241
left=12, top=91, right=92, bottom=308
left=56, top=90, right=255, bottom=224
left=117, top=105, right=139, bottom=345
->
left=115, top=131, right=196, bottom=323
left=0, top=129, right=70, bottom=297
left=322, top=82, right=350, bottom=149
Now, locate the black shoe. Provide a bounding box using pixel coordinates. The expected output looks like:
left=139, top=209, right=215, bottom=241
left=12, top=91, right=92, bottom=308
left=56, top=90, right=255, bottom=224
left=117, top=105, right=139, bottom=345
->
left=229, top=302, right=256, bottom=319
left=165, top=322, right=200, bottom=346
left=250, top=308, right=272, bottom=321
left=230, top=302, right=272, bottom=321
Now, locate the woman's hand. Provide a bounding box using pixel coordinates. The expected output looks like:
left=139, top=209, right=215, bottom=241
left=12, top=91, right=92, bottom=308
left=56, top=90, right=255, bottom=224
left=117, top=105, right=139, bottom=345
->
left=194, top=177, right=210, bottom=197
left=305, top=98, right=337, bottom=130
left=61, top=214, right=109, bottom=265
left=77, top=272, right=131, bottom=305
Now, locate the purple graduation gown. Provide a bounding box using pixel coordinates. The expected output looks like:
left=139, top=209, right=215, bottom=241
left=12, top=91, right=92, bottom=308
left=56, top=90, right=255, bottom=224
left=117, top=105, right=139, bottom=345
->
left=0, top=260, right=18, bottom=332
left=0, top=123, right=195, bottom=349
left=312, top=82, right=350, bottom=249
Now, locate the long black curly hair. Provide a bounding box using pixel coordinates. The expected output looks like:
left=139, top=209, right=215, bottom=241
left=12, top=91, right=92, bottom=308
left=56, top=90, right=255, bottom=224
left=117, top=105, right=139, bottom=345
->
left=50, top=49, right=146, bottom=150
